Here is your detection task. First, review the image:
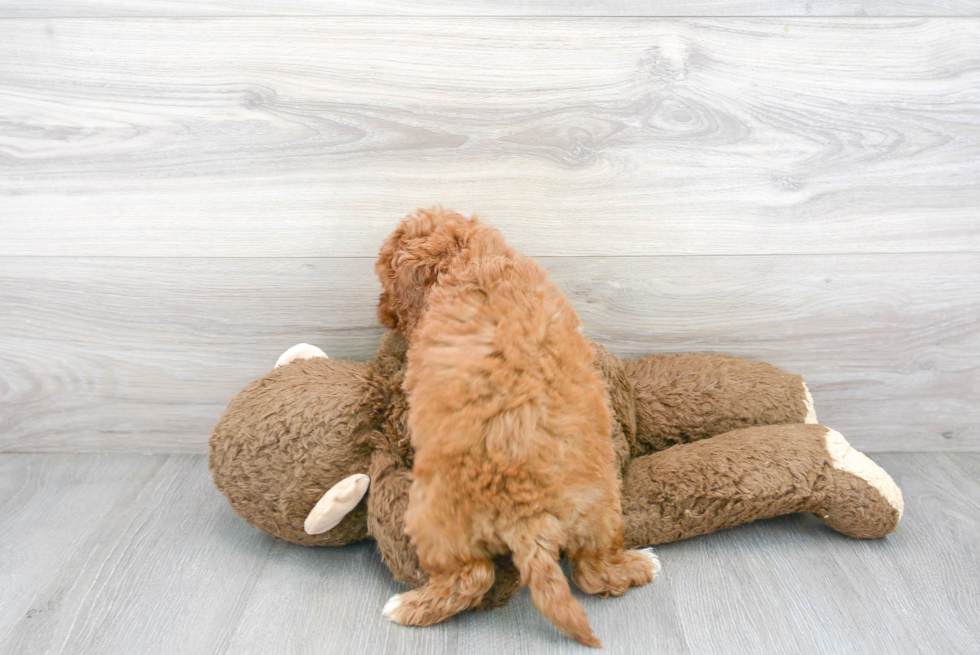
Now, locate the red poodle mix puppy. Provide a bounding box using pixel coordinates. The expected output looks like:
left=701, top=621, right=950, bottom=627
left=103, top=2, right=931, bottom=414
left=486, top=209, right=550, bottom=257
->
left=375, top=207, right=658, bottom=647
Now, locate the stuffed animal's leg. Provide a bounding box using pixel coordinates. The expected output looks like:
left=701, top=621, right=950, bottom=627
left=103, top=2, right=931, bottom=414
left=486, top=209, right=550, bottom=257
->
left=622, top=353, right=816, bottom=452
left=621, top=423, right=903, bottom=547
left=365, top=448, right=521, bottom=610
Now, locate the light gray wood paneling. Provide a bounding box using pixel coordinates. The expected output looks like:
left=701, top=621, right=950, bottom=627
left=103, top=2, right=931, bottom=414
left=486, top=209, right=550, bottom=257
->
left=1, top=1, right=978, bottom=17
left=1, top=453, right=979, bottom=654
left=2, top=18, right=978, bottom=257
left=2, top=253, right=976, bottom=453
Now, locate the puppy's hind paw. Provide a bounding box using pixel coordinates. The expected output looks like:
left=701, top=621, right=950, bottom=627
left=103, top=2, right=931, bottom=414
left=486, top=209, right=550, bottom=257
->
left=382, top=595, right=404, bottom=623
left=639, top=547, right=662, bottom=577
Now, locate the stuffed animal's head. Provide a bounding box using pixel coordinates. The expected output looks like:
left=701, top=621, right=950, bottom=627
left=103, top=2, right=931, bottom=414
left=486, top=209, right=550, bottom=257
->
left=209, top=351, right=385, bottom=546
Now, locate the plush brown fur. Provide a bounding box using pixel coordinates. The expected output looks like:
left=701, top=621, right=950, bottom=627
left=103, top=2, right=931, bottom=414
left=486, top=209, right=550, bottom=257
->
left=209, top=358, right=378, bottom=547
left=624, top=353, right=809, bottom=454
left=373, top=208, right=653, bottom=646
left=621, top=423, right=901, bottom=546
left=209, top=331, right=903, bottom=616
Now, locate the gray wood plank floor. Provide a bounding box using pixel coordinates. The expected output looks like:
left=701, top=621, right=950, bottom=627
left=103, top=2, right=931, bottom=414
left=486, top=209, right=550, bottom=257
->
left=1, top=452, right=977, bottom=655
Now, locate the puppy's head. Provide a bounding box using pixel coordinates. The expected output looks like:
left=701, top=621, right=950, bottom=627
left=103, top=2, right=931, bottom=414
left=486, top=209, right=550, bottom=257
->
left=375, top=207, right=501, bottom=338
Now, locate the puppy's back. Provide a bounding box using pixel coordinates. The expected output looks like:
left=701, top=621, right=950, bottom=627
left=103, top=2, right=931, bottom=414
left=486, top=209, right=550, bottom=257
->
left=406, top=251, right=609, bottom=472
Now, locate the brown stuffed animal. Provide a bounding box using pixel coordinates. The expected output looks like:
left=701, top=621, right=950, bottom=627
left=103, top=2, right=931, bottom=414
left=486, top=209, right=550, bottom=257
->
left=209, top=332, right=904, bottom=609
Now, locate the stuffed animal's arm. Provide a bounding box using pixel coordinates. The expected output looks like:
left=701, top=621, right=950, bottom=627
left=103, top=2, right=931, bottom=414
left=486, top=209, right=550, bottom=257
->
left=365, top=448, right=423, bottom=587
left=623, top=353, right=816, bottom=453
left=620, top=423, right=904, bottom=547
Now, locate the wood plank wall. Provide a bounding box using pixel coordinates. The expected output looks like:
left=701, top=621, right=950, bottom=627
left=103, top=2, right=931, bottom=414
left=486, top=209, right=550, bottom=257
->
left=1, top=3, right=978, bottom=452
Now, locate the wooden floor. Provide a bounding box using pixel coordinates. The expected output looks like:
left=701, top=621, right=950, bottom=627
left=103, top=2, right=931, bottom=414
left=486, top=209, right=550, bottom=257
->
left=2, top=452, right=977, bottom=655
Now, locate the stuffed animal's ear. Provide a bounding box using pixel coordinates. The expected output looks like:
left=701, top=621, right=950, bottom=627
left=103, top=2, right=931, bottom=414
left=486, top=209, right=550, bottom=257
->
left=304, top=474, right=371, bottom=535
left=275, top=343, right=328, bottom=368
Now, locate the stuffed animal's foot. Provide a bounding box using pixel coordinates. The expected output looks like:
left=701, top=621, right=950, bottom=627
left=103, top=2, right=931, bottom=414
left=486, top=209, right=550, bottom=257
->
left=571, top=547, right=660, bottom=597
left=824, top=429, right=904, bottom=517
left=275, top=343, right=328, bottom=368
left=813, top=428, right=904, bottom=538
left=802, top=381, right=818, bottom=424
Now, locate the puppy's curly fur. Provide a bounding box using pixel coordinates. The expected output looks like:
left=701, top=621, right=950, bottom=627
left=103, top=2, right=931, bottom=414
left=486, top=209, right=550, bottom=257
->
left=375, top=208, right=656, bottom=647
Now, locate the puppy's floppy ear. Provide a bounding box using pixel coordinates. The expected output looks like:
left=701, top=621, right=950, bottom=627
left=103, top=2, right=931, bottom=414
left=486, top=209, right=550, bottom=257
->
left=375, top=224, right=409, bottom=329
left=375, top=206, right=474, bottom=336
left=377, top=290, right=399, bottom=329
left=388, top=259, right=439, bottom=337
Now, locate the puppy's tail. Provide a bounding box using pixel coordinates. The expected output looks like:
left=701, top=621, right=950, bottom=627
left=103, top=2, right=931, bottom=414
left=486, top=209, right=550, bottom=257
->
left=504, top=530, right=601, bottom=648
